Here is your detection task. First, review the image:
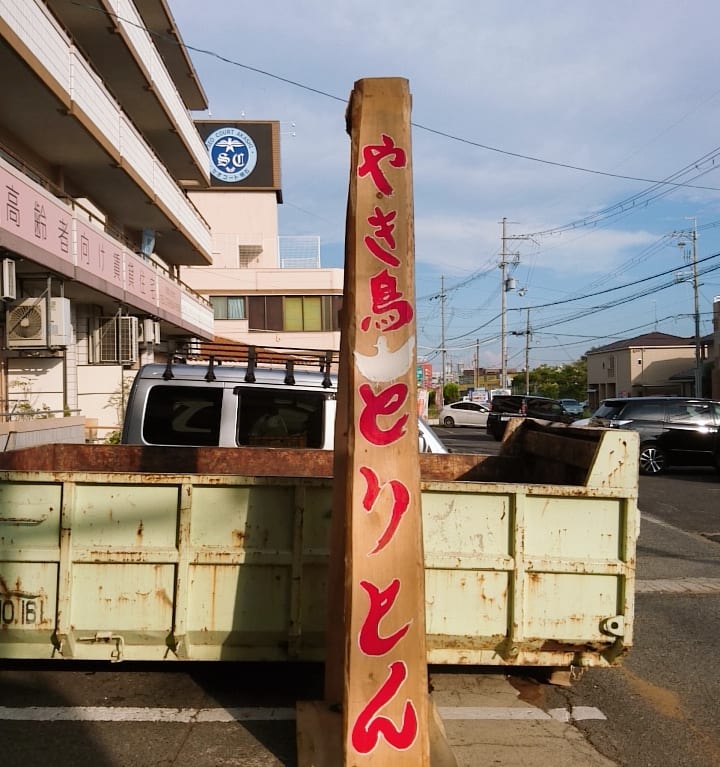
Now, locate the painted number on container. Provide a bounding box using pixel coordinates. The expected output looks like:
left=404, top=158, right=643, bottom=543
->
left=0, top=595, right=41, bottom=625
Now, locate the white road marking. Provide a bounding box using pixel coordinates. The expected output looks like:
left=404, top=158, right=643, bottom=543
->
left=636, top=577, right=720, bottom=594
left=438, top=706, right=606, bottom=722
left=549, top=706, right=607, bottom=722
left=0, top=707, right=295, bottom=722
left=0, top=705, right=606, bottom=723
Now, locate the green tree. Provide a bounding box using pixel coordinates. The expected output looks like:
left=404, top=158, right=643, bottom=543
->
left=519, top=358, right=587, bottom=401
left=443, top=382, right=460, bottom=404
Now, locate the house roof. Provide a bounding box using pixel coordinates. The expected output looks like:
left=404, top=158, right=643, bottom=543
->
left=668, top=359, right=715, bottom=381
left=587, top=331, right=708, bottom=355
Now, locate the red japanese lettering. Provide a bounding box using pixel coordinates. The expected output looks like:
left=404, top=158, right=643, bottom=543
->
left=364, top=235, right=400, bottom=268
left=368, top=206, right=397, bottom=249
left=351, top=661, right=418, bottom=754
left=360, top=269, right=414, bottom=332
left=358, top=383, right=409, bottom=445
left=364, top=206, right=399, bottom=267
left=357, top=134, right=407, bottom=196
left=359, top=466, right=410, bottom=553
left=358, top=578, right=411, bottom=656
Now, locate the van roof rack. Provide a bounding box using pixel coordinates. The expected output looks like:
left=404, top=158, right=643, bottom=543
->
left=166, top=339, right=339, bottom=387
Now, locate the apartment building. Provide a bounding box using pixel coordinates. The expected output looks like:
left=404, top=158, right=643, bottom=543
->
left=0, top=1, right=342, bottom=438
left=182, top=121, right=342, bottom=352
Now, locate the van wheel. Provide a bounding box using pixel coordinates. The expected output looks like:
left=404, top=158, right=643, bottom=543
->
left=443, top=416, right=455, bottom=427
left=639, top=443, right=667, bottom=475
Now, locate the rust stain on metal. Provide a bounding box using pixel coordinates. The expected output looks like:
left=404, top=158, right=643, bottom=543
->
left=0, top=444, right=486, bottom=482
left=209, top=565, right=218, bottom=631
left=155, top=588, right=173, bottom=609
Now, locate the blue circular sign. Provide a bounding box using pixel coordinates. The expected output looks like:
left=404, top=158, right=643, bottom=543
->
left=205, top=127, right=258, bottom=183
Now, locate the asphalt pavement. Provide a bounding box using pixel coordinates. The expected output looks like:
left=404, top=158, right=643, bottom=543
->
left=430, top=672, right=618, bottom=767
left=426, top=420, right=619, bottom=766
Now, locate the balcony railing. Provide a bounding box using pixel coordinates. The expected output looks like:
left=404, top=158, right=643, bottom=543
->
left=0, top=0, right=212, bottom=258
left=0, top=153, right=213, bottom=338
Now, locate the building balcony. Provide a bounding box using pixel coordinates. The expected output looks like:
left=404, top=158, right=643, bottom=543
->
left=0, top=0, right=212, bottom=266
left=44, top=0, right=210, bottom=185
left=0, top=154, right=214, bottom=340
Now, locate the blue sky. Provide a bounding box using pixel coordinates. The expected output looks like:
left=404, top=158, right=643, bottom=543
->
left=169, top=0, right=720, bottom=374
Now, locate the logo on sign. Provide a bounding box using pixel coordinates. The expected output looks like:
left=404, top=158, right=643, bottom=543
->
left=205, top=127, right=258, bottom=182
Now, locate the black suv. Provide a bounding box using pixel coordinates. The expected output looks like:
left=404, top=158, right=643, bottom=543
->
left=486, top=395, right=576, bottom=440
left=589, top=397, right=720, bottom=475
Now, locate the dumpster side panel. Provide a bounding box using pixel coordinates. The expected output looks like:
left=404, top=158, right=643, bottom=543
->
left=420, top=484, right=635, bottom=666
left=72, top=484, right=179, bottom=548
left=0, top=426, right=638, bottom=667
left=0, top=482, right=62, bottom=549
left=70, top=562, right=176, bottom=637
left=0, top=482, right=61, bottom=656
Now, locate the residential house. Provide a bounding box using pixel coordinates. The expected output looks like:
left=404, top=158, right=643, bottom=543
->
left=714, top=296, right=720, bottom=400
left=585, top=331, right=714, bottom=408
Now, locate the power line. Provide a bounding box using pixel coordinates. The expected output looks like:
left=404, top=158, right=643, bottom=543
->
left=514, top=251, right=720, bottom=313
left=410, top=122, right=720, bottom=193
left=526, top=261, right=720, bottom=333
left=83, top=4, right=720, bottom=195
left=439, top=254, right=720, bottom=346
left=525, top=149, right=720, bottom=237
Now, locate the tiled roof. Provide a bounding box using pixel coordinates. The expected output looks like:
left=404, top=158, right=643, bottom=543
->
left=589, top=331, right=696, bottom=354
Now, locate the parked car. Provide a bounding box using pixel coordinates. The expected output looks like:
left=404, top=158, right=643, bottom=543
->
left=486, top=395, right=576, bottom=440
left=438, top=400, right=490, bottom=428
left=559, top=398, right=584, bottom=415
left=588, top=396, right=720, bottom=475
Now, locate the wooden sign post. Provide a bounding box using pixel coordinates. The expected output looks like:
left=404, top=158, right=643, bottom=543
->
left=297, top=77, right=436, bottom=766
left=340, top=76, right=429, bottom=766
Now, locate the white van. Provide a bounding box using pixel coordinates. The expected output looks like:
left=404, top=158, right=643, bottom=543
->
left=121, top=360, right=447, bottom=453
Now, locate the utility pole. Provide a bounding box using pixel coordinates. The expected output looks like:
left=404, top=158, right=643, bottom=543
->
left=499, top=218, right=530, bottom=391
left=524, top=310, right=531, bottom=395
left=510, top=309, right=532, bottom=395
left=674, top=219, right=702, bottom=397
left=500, top=219, right=508, bottom=391
left=440, top=275, right=446, bottom=398
left=475, top=338, right=479, bottom=392
left=689, top=219, right=702, bottom=398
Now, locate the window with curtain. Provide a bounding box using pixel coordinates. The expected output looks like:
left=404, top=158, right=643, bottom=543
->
left=210, top=296, right=246, bottom=320
left=246, top=295, right=341, bottom=331
left=284, top=296, right=337, bottom=331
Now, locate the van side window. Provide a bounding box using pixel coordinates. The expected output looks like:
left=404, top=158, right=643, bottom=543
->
left=143, top=386, right=223, bottom=446
left=235, top=388, right=325, bottom=448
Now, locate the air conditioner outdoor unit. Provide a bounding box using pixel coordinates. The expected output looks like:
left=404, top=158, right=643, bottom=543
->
left=119, top=316, right=139, bottom=363
left=6, top=297, right=72, bottom=349
left=140, top=318, right=161, bottom=344
left=1, top=259, right=16, bottom=301
left=97, top=316, right=138, bottom=364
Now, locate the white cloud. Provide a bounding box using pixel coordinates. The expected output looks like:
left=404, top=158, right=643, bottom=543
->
left=169, top=0, right=720, bottom=364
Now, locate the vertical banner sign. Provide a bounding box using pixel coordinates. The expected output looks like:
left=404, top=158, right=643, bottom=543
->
left=338, top=78, right=430, bottom=766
